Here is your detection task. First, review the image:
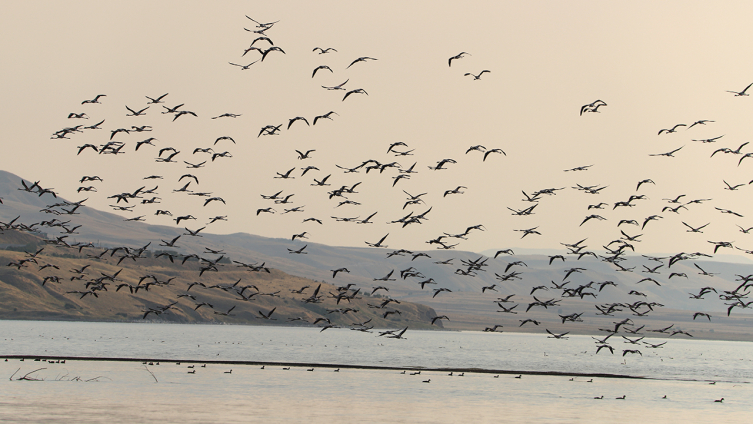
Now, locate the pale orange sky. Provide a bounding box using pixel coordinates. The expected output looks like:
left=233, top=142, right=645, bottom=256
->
left=2, top=1, right=753, bottom=259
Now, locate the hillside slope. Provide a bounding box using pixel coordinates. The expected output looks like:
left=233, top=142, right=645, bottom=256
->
left=0, top=232, right=438, bottom=329
left=2, top=169, right=752, bottom=340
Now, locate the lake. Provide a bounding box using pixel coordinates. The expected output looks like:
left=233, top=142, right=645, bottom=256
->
left=1, top=320, right=750, bottom=423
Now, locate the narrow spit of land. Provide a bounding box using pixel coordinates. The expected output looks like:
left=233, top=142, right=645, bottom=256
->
left=3, top=354, right=652, bottom=380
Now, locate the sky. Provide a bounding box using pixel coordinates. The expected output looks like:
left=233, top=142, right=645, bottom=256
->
left=2, top=1, right=753, bottom=259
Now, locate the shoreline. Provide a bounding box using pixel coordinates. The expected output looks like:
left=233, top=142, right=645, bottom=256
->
left=2, top=318, right=753, bottom=343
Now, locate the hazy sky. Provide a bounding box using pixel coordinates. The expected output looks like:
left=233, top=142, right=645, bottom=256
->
left=2, top=1, right=753, bottom=258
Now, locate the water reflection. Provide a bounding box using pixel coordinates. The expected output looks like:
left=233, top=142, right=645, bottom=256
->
left=1, top=360, right=750, bottom=424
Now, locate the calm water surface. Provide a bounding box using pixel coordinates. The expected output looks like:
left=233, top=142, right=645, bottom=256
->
left=0, top=321, right=750, bottom=423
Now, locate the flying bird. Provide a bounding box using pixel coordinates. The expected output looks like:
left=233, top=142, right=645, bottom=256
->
left=145, top=93, right=169, bottom=104
left=727, top=82, right=753, bottom=96
left=229, top=57, right=261, bottom=69
left=312, top=65, right=333, bottom=78
left=260, top=46, right=285, bottom=61
left=366, top=234, right=389, bottom=248
left=580, top=100, right=606, bottom=115
left=636, top=179, right=655, bottom=191
left=464, top=70, right=490, bottom=80
left=288, top=116, right=310, bottom=129
left=483, top=149, right=506, bottom=161
left=125, top=105, right=149, bottom=116
left=81, top=94, right=106, bottom=104
left=214, top=136, right=235, bottom=145
left=649, top=146, right=684, bottom=157
left=658, top=124, right=686, bottom=135
left=313, top=47, right=337, bottom=54
left=343, top=89, right=368, bottom=101
left=448, top=52, right=470, bottom=67
left=687, top=119, right=715, bottom=129
left=347, top=56, right=377, bottom=68
left=313, top=111, right=338, bottom=125
left=322, top=79, right=349, bottom=90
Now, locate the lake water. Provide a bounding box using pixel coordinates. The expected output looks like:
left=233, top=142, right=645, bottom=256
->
left=1, top=320, right=751, bottom=423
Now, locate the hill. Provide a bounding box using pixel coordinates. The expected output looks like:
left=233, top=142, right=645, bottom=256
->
left=1, top=169, right=752, bottom=340
left=0, top=231, right=438, bottom=328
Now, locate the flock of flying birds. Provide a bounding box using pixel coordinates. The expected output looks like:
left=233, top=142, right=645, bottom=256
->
left=3, top=15, right=753, bottom=355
